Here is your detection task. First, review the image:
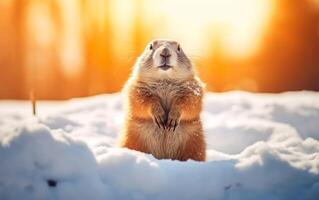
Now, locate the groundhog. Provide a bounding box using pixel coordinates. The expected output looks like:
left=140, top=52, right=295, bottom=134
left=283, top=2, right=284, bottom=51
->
left=119, top=39, right=206, bottom=161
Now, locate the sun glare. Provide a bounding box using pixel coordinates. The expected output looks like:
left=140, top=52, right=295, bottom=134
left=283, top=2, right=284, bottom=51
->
left=113, top=0, right=273, bottom=58
left=1, top=0, right=277, bottom=98
left=147, top=0, right=271, bottom=56
left=55, top=0, right=272, bottom=78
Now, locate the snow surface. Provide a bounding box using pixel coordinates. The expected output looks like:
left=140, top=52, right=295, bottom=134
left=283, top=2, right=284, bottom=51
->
left=0, top=91, right=319, bottom=200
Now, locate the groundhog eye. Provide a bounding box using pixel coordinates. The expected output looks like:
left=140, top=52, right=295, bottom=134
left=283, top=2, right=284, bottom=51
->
left=149, top=44, right=153, bottom=50
left=177, top=45, right=181, bottom=51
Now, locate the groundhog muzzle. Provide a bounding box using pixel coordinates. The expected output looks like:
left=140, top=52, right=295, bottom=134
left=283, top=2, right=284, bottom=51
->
left=119, top=39, right=206, bottom=161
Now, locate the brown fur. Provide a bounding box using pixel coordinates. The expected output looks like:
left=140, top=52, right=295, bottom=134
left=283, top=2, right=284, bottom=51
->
left=118, top=40, right=206, bottom=161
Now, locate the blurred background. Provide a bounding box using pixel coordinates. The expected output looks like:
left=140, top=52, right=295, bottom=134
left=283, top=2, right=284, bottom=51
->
left=1, top=0, right=319, bottom=99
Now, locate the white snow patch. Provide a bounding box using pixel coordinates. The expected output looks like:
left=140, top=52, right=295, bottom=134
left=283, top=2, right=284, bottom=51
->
left=0, top=91, right=319, bottom=200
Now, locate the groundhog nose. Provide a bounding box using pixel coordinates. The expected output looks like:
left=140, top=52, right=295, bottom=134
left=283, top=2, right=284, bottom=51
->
left=160, top=47, right=171, bottom=58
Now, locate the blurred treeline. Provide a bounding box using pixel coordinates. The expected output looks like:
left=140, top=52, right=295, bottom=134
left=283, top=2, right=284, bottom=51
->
left=1, top=0, right=319, bottom=99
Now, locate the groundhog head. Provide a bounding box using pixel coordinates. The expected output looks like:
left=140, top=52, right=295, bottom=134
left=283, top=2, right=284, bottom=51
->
left=133, top=39, right=194, bottom=80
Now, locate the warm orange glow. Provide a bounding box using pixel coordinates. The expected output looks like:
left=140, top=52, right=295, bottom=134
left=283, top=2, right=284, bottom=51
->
left=110, top=0, right=273, bottom=57
left=58, top=0, right=85, bottom=78
left=26, top=2, right=54, bottom=47
left=1, top=0, right=319, bottom=99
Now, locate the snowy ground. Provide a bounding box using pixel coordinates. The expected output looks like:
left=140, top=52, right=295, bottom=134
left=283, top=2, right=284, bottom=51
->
left=0, top=91, right=319, bottom=200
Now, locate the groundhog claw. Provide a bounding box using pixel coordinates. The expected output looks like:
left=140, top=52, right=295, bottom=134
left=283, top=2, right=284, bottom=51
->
left=159, top=116, right=166, bottom=130
left=151, top=104, right=167, bottom=130
left=154, top=117, right=161, bottom=128
left=167, top=110, right=181, bottom=132
left=153, top=115, right=166, bottom=129
left=167, top=119, right=172, bottom=131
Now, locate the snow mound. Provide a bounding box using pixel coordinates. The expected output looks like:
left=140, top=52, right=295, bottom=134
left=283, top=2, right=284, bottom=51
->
left=0, top=91, right=319, bottom=200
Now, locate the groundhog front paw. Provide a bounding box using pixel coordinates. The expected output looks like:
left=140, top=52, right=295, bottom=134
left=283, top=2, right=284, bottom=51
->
left=167, top=110, right=181, bottom=132
left=151, top=105, right=166, bottom=129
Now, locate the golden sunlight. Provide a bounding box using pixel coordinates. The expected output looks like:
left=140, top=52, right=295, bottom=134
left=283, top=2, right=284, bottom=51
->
left=48, top=0, right=273, bottom=82
left=1, top=0, right=285, bottom=99
left=113, top=0, right=273, bottom=58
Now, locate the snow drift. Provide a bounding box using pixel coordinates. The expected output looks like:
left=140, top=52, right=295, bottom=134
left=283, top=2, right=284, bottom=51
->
left=0, top=91, right=318, bottom=200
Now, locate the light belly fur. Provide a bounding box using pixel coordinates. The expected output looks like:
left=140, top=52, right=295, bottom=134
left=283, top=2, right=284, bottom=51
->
left=132, top=119, right=202, bottom=159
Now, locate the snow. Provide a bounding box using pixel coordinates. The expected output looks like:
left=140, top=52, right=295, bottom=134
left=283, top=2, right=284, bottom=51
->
left=0, top=91, right=319, bottom=200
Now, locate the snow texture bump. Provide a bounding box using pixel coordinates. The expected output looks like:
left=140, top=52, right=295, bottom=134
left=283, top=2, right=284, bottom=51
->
left=0, top=91, right=318, bottom=200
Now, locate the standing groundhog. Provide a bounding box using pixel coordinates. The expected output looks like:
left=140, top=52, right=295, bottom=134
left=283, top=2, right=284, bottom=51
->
left=119, top=39, right=206, bottom=161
